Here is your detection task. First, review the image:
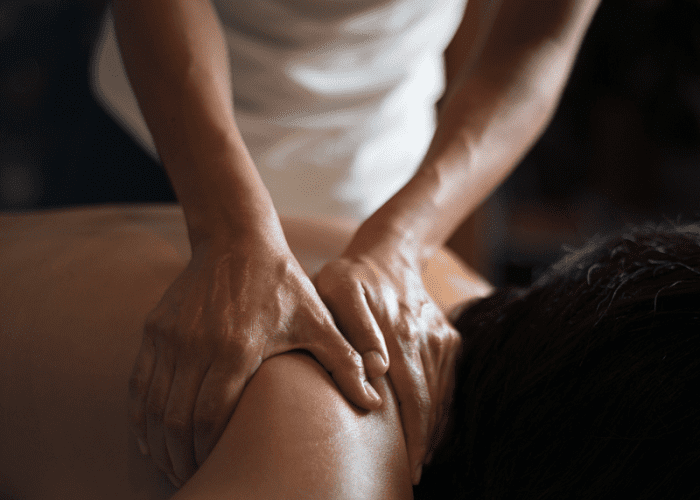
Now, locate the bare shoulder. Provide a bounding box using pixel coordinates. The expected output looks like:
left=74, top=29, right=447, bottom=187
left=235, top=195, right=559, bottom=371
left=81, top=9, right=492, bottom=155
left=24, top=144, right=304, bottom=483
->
left=176, top=352, right=413, bottom=500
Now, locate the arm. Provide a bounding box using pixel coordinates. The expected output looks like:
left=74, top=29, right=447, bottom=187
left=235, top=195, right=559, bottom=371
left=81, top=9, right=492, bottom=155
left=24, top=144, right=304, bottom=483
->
left=113, top=0, right=380, bottom=486
left=365, top=0, right=602, bottom=258
left=171, top=352, right=413, bottom=500
left=112, top=0, right=271, bottom=243
left=0, top=206, right=487, bottom=499
left=316, top=0, right=601, bottom=484
left=172, top=248, right=491, bottom=499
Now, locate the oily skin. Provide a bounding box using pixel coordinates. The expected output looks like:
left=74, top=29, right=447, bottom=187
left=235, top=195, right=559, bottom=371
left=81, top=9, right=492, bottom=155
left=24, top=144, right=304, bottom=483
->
left=132, top=232, right=381, bottom=482
left=1, top=206, right=489, bottom=498
left=114, top=1, right=383, bottom=483
left=114, top=0, right=602, bottom=485
left=171, top=352, right=414, bottom=500
left=316, top=229, right=462, bottom=482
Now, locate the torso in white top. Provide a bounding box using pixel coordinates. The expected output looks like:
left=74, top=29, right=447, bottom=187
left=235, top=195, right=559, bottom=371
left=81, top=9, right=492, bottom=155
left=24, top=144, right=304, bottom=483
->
left=92, top=0, right=467, bottom=220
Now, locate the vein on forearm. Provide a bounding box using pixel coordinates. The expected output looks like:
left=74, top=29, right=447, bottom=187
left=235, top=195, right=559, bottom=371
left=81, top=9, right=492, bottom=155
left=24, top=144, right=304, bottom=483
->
left=365, top=0, right=602, bottom=257
left=113, top=0, right=280, bottom=245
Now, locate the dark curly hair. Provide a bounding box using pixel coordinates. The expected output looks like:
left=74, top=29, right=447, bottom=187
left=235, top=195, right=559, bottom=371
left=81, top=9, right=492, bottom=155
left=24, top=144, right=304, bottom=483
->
left=415, top=222, right=700, bottom=499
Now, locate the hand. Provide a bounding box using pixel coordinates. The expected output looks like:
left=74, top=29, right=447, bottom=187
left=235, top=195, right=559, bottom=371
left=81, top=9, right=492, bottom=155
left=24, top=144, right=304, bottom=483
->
left=315, top=232, right=462, bottom=485
left=129, top=234, right=382, bottom=486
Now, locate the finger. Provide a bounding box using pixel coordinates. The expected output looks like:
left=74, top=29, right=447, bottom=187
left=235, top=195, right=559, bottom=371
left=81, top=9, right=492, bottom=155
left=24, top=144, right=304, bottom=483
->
left=435, top=328, right=460, bottom=429
left=193, top=362, right=247, bottom=466
left=164, top=357, right=210, bottom=483
left=390, top=353, right=431, bottom=485
left=306, top=324, right=383, bottom=411
left=128, top=336, right=156, bottom=455
left=419, top=339, right=442, bottom=453
left=323, top=281, right=389, bottom=379
left=425, top=334, right=459, bottom=466
left=146, top=350, right=177, bottom=476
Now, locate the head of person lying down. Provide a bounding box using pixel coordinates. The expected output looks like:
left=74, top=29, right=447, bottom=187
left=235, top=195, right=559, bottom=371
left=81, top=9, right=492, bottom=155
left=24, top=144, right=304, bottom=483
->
left=416, top=222, right=700, bottom=499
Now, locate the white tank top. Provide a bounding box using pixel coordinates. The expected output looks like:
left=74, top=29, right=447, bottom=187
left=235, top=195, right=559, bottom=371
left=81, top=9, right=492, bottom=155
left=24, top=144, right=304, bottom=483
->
left=92, top=0, right=467, bottom=221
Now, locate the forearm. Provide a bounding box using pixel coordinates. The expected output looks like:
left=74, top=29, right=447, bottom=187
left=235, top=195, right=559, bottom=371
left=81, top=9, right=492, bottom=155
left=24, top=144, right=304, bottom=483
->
left=355, top=0, right=601, bottom=259
left=113, top=0, right=280, bottom=246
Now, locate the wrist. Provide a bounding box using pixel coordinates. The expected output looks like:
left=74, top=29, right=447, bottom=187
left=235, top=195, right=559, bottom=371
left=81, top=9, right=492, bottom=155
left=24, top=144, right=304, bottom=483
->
left=169, top=133, right=284, bottom=248
left=184, top=197, right=283, bottom=248
left=344, top=219, right=424, bottom=268
left=190, top=218, right=290, bottom=266
left=352, top=161, right=465, bottom=264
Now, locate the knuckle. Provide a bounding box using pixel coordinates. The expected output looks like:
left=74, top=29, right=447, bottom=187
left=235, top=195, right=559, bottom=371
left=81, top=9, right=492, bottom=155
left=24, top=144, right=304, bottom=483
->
left=395, top=317, right=419, bottom=344
left=436, top=326, right=460, bottom=354
left=394, top=324, right=411, bottom=344
left=416, top=395, right=432, bottom=420
left=397, top=332, right=421, bottom=358
left=324, top=345, right=363, bottom=377
left=428, top=328, right=449, bottom=349
left=350, top=262, right=373, bottom=282
left=318, top=262, right=360, bottom=298
left=448, top=329, right=461, bottom=348
left=345, top=347, right=364, bottom=372
left=409, top=386, right=433, bottom=416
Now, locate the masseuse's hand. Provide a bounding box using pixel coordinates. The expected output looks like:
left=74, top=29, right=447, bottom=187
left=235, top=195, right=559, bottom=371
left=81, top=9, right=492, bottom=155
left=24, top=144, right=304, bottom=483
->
left=315, top=228, right=461, bottom=485
left=129, top=232, right=382, bottom=486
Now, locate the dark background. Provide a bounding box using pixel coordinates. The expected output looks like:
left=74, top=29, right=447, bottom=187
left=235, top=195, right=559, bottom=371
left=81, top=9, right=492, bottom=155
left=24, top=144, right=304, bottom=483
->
left=0, top=0, right=174, bottom=210
left=1, top=0, right=699, bottom=284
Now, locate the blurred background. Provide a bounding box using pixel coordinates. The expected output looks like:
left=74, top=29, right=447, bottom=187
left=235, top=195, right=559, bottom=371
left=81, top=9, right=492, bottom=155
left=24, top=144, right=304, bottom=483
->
left=1, top=0, right=699, bottom=285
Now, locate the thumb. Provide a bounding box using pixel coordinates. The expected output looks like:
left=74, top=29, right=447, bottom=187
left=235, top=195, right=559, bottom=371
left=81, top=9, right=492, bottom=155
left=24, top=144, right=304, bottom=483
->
left=307, top=325, right=384, bottom=410
left=326, top=282, right=389, bottom=379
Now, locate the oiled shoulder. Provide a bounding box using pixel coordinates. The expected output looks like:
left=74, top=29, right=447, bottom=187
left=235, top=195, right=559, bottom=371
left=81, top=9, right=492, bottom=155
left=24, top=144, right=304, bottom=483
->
left=176, top=352, right=413, bottom=500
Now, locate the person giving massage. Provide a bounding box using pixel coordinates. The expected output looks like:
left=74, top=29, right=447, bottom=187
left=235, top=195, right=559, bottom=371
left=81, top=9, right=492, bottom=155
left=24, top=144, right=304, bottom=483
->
left=100, top=0, right=602, bottom=486
left=2, top=206, right=699, bottom=499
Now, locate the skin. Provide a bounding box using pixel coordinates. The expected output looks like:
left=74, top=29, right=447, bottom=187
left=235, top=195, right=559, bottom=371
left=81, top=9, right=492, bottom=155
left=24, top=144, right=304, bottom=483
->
left=112, top=0, right=601, bottom=485
left=0, top=205, right=491, bottom=499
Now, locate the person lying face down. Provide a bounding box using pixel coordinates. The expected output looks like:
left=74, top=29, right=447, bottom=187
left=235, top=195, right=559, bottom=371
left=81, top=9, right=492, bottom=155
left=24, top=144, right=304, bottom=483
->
left=0, top=204, right=484, bottom=500
left=1, top=206, right=699, bottom=499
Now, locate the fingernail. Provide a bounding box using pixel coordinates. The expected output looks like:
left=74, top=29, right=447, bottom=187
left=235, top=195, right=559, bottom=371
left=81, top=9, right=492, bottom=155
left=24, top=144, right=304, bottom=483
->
left=167, top=473, right=183, bottom=488
left=362, top=350, right=388, bottom=378
left=364, top=381, right=382, bottom=406
left=413, top=464, right=423, bottom=485
left=137, top=437, right=149, bottom=455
